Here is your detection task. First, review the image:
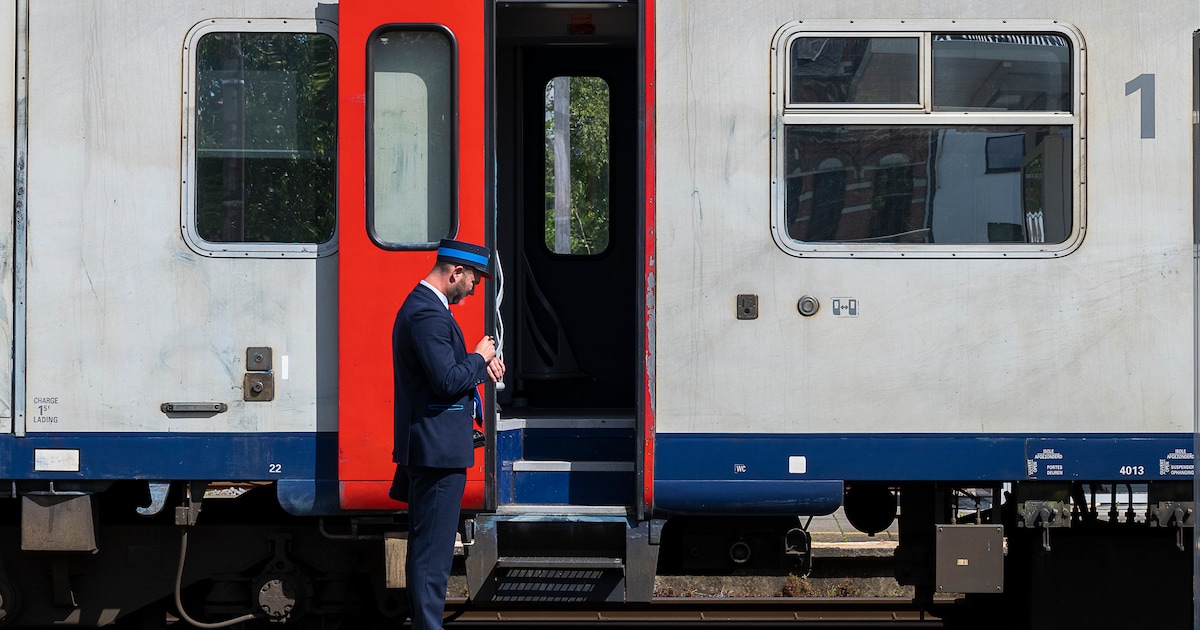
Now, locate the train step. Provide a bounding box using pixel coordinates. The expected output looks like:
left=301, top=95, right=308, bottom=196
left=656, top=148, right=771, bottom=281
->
left=496, top=414, right=637, bottom=506
left=466, top=513, right=660, bottom=604
left=506, top=460, right=634, bottom=505
left=496, top=416, right=635, bottom=460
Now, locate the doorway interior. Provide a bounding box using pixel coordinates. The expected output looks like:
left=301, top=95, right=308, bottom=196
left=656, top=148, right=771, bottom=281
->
left=490, top=2, right=641, bottom=509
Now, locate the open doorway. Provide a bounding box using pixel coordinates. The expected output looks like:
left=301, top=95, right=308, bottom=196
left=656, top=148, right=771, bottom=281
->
left=492, top=2, right=641, bottom=507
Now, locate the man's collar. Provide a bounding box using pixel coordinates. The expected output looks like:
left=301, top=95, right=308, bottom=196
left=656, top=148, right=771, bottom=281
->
left=419, top=280, right=450, bottom=309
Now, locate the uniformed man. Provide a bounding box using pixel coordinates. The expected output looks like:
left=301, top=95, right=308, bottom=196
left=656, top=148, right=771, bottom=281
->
left=390, top=238, right=504, bottom=630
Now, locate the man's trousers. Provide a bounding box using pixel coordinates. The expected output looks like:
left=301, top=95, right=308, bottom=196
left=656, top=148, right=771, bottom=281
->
left=405, top=466, right=467, bottom=630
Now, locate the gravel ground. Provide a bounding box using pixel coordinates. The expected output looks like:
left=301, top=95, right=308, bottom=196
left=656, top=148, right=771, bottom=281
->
left=446, top=509, right=909, bottom=599
left=654, top=540, right=909, bottom=598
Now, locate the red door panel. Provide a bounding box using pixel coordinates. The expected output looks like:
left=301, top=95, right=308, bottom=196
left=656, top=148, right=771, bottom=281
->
left=338, top=0, right=488, bottom=510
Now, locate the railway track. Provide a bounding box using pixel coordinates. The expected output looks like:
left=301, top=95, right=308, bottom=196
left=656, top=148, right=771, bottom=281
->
left=439, top=597, right=947, bottom=628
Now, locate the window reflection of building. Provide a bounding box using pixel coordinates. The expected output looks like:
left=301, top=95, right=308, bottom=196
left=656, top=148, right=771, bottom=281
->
left=784, top=125, right=1068, bottom=245
left=790, top=37, right=919, bottom=105
left=785, top=128, right=930, bottom=243
left=809, top=158, right=846, bottom=241
left=870, top=154, right=914, bottom=240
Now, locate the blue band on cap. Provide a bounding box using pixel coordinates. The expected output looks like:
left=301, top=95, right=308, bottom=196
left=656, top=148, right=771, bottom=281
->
left=438, top=247, right=489, bottom=268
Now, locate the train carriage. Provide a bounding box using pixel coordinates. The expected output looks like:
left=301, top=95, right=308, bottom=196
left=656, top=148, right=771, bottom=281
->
left=0, top=0, right=1194, bottom=627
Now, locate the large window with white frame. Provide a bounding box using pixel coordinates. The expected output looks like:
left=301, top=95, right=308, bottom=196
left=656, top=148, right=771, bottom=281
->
left=183, top=19, right=337, bottom=258
left=772, top=23, right=1082, bottom=257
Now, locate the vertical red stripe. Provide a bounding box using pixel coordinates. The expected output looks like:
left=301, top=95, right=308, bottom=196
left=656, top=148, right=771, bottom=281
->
left=642, top=0, right=657, bottom=514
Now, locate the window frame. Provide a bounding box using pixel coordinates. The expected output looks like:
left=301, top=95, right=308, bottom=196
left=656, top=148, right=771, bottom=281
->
left=770, top=20, right=1085, bottom=258
left=366, top=24, right=459, bottom=251
left=181, top=18, right=338, bottom=259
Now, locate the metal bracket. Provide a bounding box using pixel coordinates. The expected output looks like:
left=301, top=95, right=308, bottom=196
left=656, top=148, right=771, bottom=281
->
left=174, top=481, right=207, bottom=527
left=784, top=527, right=813, bottom=573
left=244, top=373, right=275, bottom=402
left=1017, top=500, right=1070, bottom=551
left=244, top=346, right=275, bottom=401
left=461, top=519, right=476, bottom=547
left=648, top=518, right=666, bottom=545
left=136, top=483, right=172, bottom=517
left=246, top=347, right=273, bottom=371
left=1149, top=501, right=1194, bottom=551
left=736, top=294, right=759, bottom=320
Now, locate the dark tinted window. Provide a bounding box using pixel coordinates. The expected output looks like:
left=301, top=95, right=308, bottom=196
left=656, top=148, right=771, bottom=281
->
left=790, top=37, right=919, bottom=105
left=195, top=32, right=336, bottom=244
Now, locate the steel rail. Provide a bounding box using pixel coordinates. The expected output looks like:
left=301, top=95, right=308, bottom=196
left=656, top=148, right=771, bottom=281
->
left=440, top=597, right=947, bottom=627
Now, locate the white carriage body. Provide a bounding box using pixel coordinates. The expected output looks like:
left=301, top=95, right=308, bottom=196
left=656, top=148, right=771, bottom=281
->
left=18, top=0, right=338, bottom=437
left=654, top=0, right=1196, bottom=438
left=0, top=0, right=17, bottom=432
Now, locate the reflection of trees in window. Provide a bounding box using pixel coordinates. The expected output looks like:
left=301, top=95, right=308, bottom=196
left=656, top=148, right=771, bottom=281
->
left=870, top=155, right=913, bottom=239
left=195, top=32, right=336, bottom=244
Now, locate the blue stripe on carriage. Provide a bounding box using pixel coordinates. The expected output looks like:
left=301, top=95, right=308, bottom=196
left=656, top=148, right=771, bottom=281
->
left=0, top=432, right=336, bottom=480
left=0, top=432, right=342, bottom=515
left=655, top=479, right=845, bottom=516
left=652, top=433, right=1193, bottom=515
left=654, top=433, right=1194, bottom=483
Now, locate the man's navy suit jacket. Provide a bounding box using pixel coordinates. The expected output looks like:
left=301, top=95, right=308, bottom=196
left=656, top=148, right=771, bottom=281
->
left=392, top=283, right=488, bottom=469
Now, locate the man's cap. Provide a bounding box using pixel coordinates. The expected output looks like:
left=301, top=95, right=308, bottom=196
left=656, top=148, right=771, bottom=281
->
left=437, top=238, right=493, bottom=278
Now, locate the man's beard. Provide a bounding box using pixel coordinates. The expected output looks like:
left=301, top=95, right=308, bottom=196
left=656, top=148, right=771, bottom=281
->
left=446, top=282, right=473, bottom=305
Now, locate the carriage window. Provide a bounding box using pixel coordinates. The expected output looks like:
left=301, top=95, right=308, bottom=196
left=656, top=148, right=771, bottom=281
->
left=545, top=76, right=611, bottom=255
left=790, top=37, right=919, bottom=106
left=369, top=29, right=454, bottom=248
left=193, top=31, right=336, bottom=247
left=933, top=34, right=1071, bottom=111
left=773, top=23, right=1080, bottom=255
left=784, top=125, right=1071, bottom=244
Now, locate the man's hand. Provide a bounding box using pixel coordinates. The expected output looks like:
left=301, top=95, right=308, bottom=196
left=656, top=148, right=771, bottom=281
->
left=487, top=357, right=506, bottom=382
left=474, top=335, right=497, bottom=363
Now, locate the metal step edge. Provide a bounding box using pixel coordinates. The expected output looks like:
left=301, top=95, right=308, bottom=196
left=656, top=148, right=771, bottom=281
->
left=496, top=556, right=624, bottom=569
left=496, top=417, right=636, bottom=432
left=511, top=460, right=635, bottom=472
left=493, top=504, right=630, bottom=516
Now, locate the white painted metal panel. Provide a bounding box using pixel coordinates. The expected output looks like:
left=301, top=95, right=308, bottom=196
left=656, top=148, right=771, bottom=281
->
left=24, top=0, right=338, bottom=434
left=654, top=0, right=1195, bottom=435
left=0, top=0, right=17, bottom=433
